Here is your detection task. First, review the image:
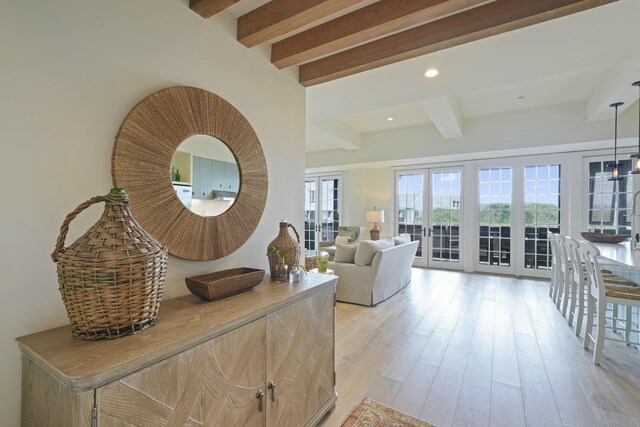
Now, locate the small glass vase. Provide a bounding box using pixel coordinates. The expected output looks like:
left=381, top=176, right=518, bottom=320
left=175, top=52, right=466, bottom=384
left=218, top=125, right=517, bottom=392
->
left=289, top=266, right=301, bottom=283
left=317, top=261, right=328, bottom=274
left=276, top=262, right=288, bottom=282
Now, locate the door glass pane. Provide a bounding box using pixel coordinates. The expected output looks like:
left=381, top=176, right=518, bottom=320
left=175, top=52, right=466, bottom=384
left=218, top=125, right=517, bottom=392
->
left=320, top=178, right=340, bottom=242
left=588, top=159, right=632, bottom=235
left=431, top=170, right=461, bottom=263
left=479, top=168, right=511, bottom=266
left=304, top=179, right=317, bottom=251
left=398, top=173, right=424, bottom=257
left=524, top=164, right=561, bottom=270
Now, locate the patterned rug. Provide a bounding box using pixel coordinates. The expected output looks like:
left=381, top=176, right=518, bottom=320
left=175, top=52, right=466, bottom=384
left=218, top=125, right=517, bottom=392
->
left=341, top=398, right=435, bottom=427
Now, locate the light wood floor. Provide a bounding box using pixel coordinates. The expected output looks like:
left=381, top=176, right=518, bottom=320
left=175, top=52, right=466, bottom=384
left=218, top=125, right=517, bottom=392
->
left=318, top=268, right=640, bottom=427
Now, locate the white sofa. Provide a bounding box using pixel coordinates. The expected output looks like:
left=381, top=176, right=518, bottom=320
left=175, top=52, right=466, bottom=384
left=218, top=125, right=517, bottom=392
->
left=328, top=238, right=419, bottom=306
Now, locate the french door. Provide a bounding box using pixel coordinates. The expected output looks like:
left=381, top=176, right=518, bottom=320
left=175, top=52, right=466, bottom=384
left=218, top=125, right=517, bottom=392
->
left=474, top=160, right=565, bottom=278
left=396, top=167, right=463, bottom=270
left=475, top=166, right=515, bottom=275
left=304, top=175, right=341, bottom=251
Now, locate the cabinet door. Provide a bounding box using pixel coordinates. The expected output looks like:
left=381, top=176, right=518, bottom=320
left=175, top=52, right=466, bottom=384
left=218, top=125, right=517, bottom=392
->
left=97, top=318, right=266, bottom=427
left=192, top=156, right=204, bottom=199
left=231, top=163, right=240, bottom=192
left=203, top=157, right=213, bottom=199
left=222, top=162, right=231, bottom=190
left=210, top=159, right=221, bottom=193
left=266, top=288, right=335, bottom=427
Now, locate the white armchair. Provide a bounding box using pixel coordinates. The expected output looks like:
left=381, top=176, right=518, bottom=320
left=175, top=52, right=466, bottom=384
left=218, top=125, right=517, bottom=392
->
left=318, top=226, right=366, bottom=260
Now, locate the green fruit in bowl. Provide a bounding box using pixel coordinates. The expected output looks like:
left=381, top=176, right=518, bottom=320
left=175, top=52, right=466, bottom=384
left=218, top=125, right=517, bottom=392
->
left=110, top=188, right=126, bottom=194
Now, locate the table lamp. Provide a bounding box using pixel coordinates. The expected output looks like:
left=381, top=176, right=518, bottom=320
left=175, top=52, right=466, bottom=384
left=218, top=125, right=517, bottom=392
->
left=366, top=208, right=384, bottom=241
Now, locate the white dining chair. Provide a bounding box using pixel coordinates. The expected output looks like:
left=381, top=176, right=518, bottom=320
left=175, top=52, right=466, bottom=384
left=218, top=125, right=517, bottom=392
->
left=560, top=236, right=579, bottom=318
left=582, top=245, right=640, bottom=364
left=554, top=235, right=571, bottom=312
left=549, top=233, right=562, bottom=301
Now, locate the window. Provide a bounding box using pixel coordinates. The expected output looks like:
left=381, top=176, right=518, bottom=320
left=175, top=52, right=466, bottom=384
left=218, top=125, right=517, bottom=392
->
left=588, top=160, right=632, bottom=235
left=524, top=164, right=560, bottom=270
left=479, top=168, right=512, bottom=266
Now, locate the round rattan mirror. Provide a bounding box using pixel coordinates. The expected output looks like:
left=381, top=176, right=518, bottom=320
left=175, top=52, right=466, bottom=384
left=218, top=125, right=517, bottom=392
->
left=112, top=86, right=268, bottom=260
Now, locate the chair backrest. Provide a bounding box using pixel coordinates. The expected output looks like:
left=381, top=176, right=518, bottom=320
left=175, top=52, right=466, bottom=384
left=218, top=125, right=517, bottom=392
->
left=555, top=234, right=570, bottom=274
left=563, top=236, right=581, bottom=282
left=550, top=233, right=559, bottom=267
left=578, top=240, right=600, bottom=258
left=338, top=226, right=366, bottom=243
left=581, top=242, right=606, bottom=300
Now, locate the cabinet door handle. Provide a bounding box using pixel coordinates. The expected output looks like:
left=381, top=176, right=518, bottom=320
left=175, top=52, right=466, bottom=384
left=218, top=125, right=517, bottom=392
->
left=257, top=389, right=264, bottom=412
left=268, top=380, right=276, bottom=401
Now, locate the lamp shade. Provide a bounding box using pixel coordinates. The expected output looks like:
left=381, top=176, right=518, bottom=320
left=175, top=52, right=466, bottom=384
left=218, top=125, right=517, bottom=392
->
left=366, top=210, right=384, bottom=224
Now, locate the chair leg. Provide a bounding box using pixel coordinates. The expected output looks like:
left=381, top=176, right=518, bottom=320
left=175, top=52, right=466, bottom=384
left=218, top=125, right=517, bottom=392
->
left=584, top=295, right=594, bottom=350
left=568, top=279, right=577, bottom=326
left=625, top=305, right=632, bottom=345
left=612, top=303, right=619, bottom=333
left=575, top=289, right=585, bottom=336
left=561, top=274, right=570, bottom=317
left=556, top=276, right=564, bottom=309
left=593, top=300, right=606, bottom=364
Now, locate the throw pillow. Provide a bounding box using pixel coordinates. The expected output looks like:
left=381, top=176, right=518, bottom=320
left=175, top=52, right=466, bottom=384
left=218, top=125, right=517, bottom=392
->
left=354, top=238, right=394, bottom=266
left=334, top=243, right=357, bottom=263
left=394, top=233, right=412, bottom=245
left=382, top=237, right=394, bottom=247
left=335, top=235, right=351, bottom=245
left=338, top=229, right=358, bottom=242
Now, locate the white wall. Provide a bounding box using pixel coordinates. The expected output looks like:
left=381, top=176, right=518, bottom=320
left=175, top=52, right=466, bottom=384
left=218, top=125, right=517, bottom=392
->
left=364, top=168, right=395, bottom=239
left=340, top=169, right=365, bottom=227
left=0, top=1, right=305, bottom=425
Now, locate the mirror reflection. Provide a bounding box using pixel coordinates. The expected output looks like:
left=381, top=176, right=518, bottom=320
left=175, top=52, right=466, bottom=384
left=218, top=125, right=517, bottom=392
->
left=171, top=134, right=239, bottom=217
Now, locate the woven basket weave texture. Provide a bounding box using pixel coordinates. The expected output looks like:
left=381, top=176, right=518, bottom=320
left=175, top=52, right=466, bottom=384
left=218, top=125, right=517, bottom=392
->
left=185, top=267, right=265, bottom=301
left=267, top=220, right=301, bottom=279
left=52, top=192, right=168, bottom=340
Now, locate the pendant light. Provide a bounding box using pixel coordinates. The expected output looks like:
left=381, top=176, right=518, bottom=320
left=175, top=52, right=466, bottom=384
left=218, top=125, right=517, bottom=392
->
left=630, top=81, right=640, bottom=174
left=609, top=101, right=625, bottom=181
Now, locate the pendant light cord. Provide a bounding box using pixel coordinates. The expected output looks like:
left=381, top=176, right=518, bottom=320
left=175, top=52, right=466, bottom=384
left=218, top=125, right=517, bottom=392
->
left=615, top=103, right=619, bottom=164
left=635, top=81, right=640, bottom=153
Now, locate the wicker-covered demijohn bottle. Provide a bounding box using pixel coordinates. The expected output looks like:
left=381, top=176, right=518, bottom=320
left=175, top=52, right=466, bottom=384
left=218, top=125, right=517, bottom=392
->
left=51, top=188, right=168, bottom=340
left=267, top=220, right=301, bottom=279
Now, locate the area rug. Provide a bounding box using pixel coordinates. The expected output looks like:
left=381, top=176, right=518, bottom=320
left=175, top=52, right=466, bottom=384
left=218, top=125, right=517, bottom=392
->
left=341, top=398, right=435, bottom=427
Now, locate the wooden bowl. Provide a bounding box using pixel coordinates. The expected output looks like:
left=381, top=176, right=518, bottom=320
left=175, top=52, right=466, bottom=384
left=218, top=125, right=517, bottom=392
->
left=579, top=232, right=628, bottom=244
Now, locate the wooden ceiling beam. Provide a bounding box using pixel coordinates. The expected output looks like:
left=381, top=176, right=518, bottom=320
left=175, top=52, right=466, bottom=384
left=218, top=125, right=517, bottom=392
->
left=237, top=0, right=364, bottom=48
left=190, top=0, right=241, bottom=18
left=299, top=0, right=616, bottom=87
left=272, top=0, right=494, bottom=69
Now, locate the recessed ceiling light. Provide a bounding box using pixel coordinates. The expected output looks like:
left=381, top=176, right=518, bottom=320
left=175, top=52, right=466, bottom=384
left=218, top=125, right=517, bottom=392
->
left=425, top=68, right=439, bottom=78
left=387, top=117, right=394, bottom=121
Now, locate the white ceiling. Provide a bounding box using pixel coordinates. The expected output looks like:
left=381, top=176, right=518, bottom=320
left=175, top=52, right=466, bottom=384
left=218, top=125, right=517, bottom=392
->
left=227, top=0, right=640, bottom=153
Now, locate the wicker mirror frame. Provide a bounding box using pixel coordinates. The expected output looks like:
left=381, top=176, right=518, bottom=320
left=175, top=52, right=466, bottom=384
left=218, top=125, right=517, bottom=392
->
left=112, top=86, right=268, bottom=260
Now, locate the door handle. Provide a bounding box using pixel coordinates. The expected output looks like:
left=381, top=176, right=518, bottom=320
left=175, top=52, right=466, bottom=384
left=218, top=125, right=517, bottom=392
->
left=257, top=389, right=264, bottom=412
left=268, top=380, right=276, bottom=401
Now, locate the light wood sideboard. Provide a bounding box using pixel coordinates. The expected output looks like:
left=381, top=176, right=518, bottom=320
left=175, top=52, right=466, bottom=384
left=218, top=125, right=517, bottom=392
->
left=17, top=273, right=337, bottom=427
